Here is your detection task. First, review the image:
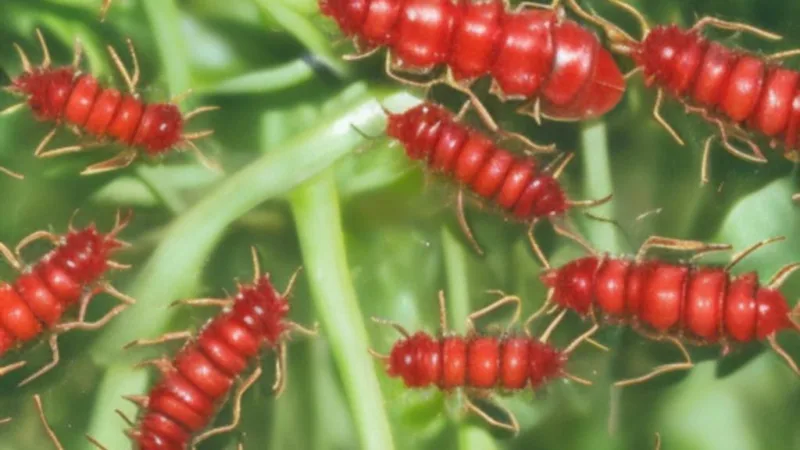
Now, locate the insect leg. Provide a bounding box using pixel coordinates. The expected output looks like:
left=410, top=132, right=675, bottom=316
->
left=635, top=236, right=731, bottom=262
left=80, top=149, right=138, bottom=175
left=0, top=103, right=27, bottom=116
left=614, top=336, right=693, bottom=387
left=462, top=394, right=520, bottom=435
left=767, top=334, right=799, bottom=376
left=171, top=298, right=233, bottom=308
left=466, top=292, right=522, bottom=334
left=33, top=128, right=59, bottom=157
left=192, top=366, right=263, bottom=447
left=100, top=0, right=113, bottom=22
left=35, top=29, right=51, bottom=69
left=724, top=236, right=785, bottom=271
left=272, top=343, right=287, bottom=396
left=18, top=334, right=60, bottom=387
left=539, top=309, right=568, bottom=343
left=15, top=230, right=61, bottom=256
left=767, top=262, right=800, bottom=290
left=107, top=39, right=139, bottom=94
left=455, top=189, right=485, bottom=256
left=0, top=361, right=26, bottom=377
left=0, top=242, right=23, bottom=271
left=34, top=394, right=64, bottom=450
left=692, top=16, right=781, bottom=41
left=653, top=89, right=685, bottom=146
left=123, top=331, right=193, bottom=350
left=523, top=290, right=554, bottom=336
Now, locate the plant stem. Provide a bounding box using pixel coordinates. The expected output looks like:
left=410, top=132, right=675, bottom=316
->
left=290, top=170, right=395, bottom=450
left=581, top=121, right=623, bottom=254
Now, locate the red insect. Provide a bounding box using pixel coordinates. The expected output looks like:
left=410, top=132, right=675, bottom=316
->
left=116, top=248, right=313, bottom=450
left=386, top=101, right=609, bottom=254
left=571, top=0, right=800, bottom=182
left=320, top=0, right=626, bottom=138
left=534, top=235, right=800, bottom=386
left=0, top=30, right=218, bottom=178
left=370, top=290, right=597, bottom=433
left=0, top=211, right=134, bottom=387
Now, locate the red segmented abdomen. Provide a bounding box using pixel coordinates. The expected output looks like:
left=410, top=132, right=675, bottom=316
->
left=635, top=25, right=800, bottom=159
left=12, top=69, right=185, bottom=156
left=0, top=225, right=122, bottom=358
left=386, top=103, right=568, bottom=220
left=386, top=332, right=567, bottom=390
left=543, top=256, right=796, bottom=344
left=320, top=0, right=625, bottom=120
left=132, top=276, right=289, bottom=449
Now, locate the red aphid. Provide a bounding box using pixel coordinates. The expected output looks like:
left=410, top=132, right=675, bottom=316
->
left=321, top=0, right=625, bottom=122
left=2, top=30, right=217, bottom=176
left=125, top=250, right=309, bottom=450
left=387, top=102, right=575, bottom=221
left=372, top=292, right=592, bottom=433
left=581, top=0, right=800, bottom=169
left=538, top=236, right=800, bottom=385
left=0, top=212, right=134, bottom=385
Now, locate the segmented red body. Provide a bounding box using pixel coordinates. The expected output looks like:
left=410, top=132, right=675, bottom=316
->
left=387, top=102, right=568, bottom=220
left=131, top=276, right=290, bottom=450
left=632, top=25, right=800, bottom=160
left=0, top=225, right=125, bottom=357
left=321, top=0, right=626, bottom=120
left=542, top=256, right=795, bottom=344
left=386, top=332, right=567, bottom=390
left=12, top=68, right=183, bottom=156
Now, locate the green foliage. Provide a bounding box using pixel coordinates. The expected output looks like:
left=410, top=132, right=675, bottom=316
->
left=0, top=1, right=798, bottom=449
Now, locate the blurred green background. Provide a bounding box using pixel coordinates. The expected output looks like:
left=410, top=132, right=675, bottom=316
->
left=0, top=0, right=798, bottom=449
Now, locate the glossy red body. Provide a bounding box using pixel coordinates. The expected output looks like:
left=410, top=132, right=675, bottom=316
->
left=633, top=25, right=800, bottom=160
left=387, top=102, right=568, bottom=220
left=320, top=0, right=626, bottom=120
left=386, top=332, right=566, bottom=390
left=11, top=68, right=183, bottom=155
left=542, top=256, right=795, bottom=344
left=131, top=276, right=290, bottom=450
left=0, top=226, right=125, bottom=356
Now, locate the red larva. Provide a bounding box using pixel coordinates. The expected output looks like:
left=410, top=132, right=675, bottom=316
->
left=1, top=30, right=218, bottom=177
left=573, top=0, right=800, bottom=180
left=386, top=101, right=609, bottom=254
left=370, top=291, right=595, bottom=433
left=535, top=235, right=800, bottom=386
left=320, top=0, right=626, bottom=128
left=119, top=249, right=312, bottom=450
left=0, top=211, right=134, bottom=386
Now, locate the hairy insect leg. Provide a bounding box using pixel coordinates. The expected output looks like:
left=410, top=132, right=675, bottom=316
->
left=539, top=309, right=568, bottom=343
left=614, top=336, right=694, bottom=387
left=552, top=219, right=598, bottom=256
left=72, top=38, right=84, bottom=69
left=564, top=322, right=605, bottom=354
left=37, top=141, right=106, bottom=159
left=18, top=334, right=59, bottom=387
left=524, top=290, right=554, bottom=336
left=193, top=366, right=263, bottom=446
left=654, top=433, right=662, bottom=450
left=0, top=360, right=26, bottom=377
left=281, top=267, right=304, bottom=299
left=767, top=262, right=800, bottom=290
left=0, top=242, right=23, bottom=271
left=34, top=29, right=52, bottom=68
left=685, top=104, right=766, bottom=166
left=635, top=235, right=731, bottom=262
left=81, top=149, right=138, bottom=175
left=527, top=219, right=552, bottom=270
left=56, top=284, right=134, bottom=334
left=34, top=394, right=64, bottom=450
left=183, top=139, right=222, bottom=173
left=107, top=38, right=140, bottom=94
left=653, top=89, right=685, bottom=146
left=171, top=298, right=233, bottom=308
left=560, top=0, right=639, bottom=43
left=0, top=103, right=27, bottom=117
left=692, top=16, right=781, bottom=41
left=0, top=417, right=9, bottom=425
left=370, top=317, right=411, bottom=338
left=724, top=236, right=786, bottom=271
left=272, top=342, right=288, bottom=396
left=15, top=230, right=60, bottom=256
left=86, top=434, right=109, bottom=450
left=462, top=394, right=520, bottom=435
left=767, top=334, right=800, bottom=376
left=183, top=105, right=220, bottom=122
left=123, top=331, right=193, bottom=350
left=33, top=128, right=59, bottom=157
left=457, top=96, right=556, bottom=153
left=12, top=42, right=32, bottom=73
left=766, top=49, right=800, bottom=61
left=455, top=189, right=485, bottom=256
left=465, top=291, right=522, bottom=334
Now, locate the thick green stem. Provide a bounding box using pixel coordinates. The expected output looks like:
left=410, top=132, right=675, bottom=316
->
left=581, top=121, right=623, bottom=254
left=290, top=170, right=395, bottom=450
